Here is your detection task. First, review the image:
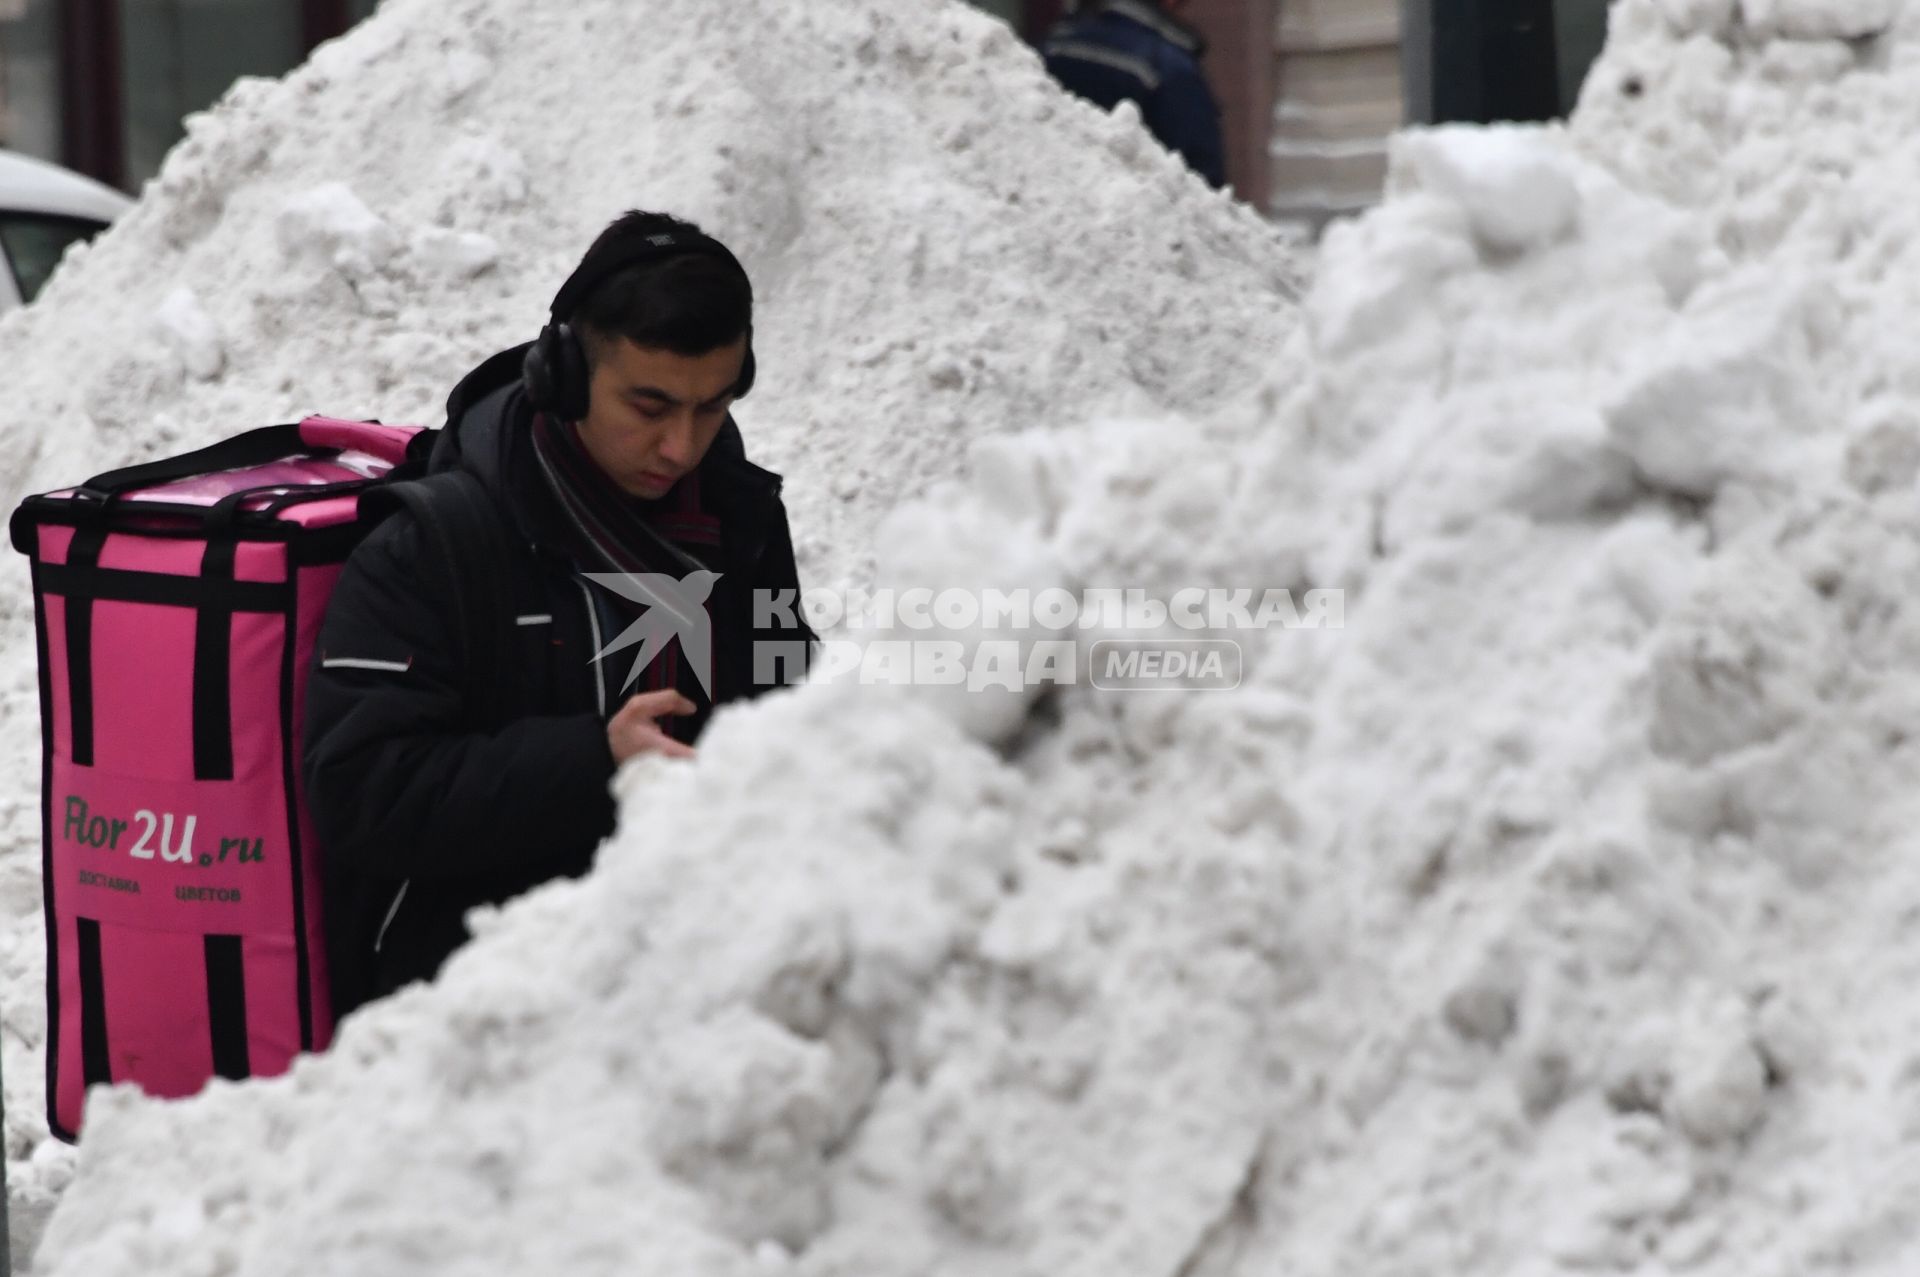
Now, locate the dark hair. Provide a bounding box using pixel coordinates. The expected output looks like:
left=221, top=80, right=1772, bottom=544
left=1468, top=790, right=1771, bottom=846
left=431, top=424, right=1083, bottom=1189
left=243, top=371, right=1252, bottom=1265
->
left=567, top=211, right=753, bottom=368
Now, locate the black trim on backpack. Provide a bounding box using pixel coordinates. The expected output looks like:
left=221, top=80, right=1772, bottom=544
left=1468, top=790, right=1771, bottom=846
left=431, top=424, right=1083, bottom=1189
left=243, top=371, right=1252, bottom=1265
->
left=203, top=935, right=250, bottom=1081
left=280, top=586, right=315, bottom=1052
left=64, top=528, right=106, bottom=769
left=16, top=497, right=373, bottom=545
left=193, top=540, right=239, bottom=782
left=76, top=917, right=111, bottom=1089
left=35, top=563, right=292, bottom=613
left=31, top=559, right=71, bottom=1141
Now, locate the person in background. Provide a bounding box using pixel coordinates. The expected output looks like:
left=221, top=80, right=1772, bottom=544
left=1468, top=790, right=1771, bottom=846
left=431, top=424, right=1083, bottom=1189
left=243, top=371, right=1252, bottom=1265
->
left=1042, top=0, right=1227, bottom=190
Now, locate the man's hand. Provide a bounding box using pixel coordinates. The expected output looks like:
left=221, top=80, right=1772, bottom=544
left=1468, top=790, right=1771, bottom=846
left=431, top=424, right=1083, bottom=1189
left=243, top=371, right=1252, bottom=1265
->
left=607, top=690, right=698, bottom=763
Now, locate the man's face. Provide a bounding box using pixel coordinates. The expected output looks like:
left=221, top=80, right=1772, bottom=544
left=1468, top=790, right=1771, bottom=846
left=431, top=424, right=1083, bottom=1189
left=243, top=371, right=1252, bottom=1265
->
left=575, top=335, right=747, bottom=499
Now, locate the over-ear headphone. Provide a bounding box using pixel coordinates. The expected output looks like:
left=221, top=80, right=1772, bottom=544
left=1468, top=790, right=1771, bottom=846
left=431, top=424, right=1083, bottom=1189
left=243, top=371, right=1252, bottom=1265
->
left=521, top=229, right=757, bottom=422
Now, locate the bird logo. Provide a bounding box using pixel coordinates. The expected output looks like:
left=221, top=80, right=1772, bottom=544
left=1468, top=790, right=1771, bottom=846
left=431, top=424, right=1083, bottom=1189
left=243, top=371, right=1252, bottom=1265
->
left=582, top=570, right=723, bottom=697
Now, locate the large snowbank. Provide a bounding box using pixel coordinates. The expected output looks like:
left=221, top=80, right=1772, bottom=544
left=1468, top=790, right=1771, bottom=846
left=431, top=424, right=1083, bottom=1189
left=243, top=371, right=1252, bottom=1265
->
left=0, top=0, right=1295, bottom=1259
left=14, top=0, right=1920, bottom=1273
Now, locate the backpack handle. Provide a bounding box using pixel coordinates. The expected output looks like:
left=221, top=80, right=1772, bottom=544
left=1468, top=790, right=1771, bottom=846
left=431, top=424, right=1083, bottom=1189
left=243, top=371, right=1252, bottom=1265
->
left=295, top=417, right=423, bottom=465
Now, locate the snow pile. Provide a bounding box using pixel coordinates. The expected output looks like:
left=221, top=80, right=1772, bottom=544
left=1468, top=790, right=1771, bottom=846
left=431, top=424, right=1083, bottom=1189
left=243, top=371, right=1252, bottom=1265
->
left=0, top=0, right=1296, bottom=1251
left=0, top=0, right=1296, bottom=594
left=19, top=0, right=1920, bottom=1273
left=1211, top=2, right=1920, bottom=1270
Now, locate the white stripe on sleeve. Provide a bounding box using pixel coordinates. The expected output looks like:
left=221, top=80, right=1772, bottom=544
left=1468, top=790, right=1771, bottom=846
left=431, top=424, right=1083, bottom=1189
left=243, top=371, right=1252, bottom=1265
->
left=321, top=657, right=413, bottom=673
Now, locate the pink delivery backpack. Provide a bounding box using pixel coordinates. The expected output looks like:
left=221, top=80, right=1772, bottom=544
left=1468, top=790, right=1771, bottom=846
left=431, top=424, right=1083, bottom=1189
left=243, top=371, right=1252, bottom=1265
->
left=8, top=417, right=435, bottom=1140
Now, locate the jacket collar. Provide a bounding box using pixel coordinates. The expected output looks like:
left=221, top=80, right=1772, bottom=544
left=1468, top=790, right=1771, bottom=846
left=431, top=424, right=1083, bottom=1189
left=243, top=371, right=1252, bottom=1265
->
left=1102, top=0, right=1205, bottom=56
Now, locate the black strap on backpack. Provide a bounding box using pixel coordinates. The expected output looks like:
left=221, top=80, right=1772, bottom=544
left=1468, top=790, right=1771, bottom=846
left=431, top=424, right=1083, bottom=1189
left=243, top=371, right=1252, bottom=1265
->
left=374, top=471, right=518, bottom=727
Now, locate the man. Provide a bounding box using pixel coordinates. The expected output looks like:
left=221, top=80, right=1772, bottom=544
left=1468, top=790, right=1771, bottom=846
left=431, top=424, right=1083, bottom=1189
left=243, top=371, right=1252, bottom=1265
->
left=1042, top=0, right=1227, bottom=189
left=305, top=211, right=813, bottom=1012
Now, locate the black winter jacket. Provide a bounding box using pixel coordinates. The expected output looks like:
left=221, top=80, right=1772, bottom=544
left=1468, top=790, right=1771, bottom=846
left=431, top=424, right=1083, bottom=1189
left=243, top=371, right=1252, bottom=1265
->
left=303, top=348, right=812, bottom=1012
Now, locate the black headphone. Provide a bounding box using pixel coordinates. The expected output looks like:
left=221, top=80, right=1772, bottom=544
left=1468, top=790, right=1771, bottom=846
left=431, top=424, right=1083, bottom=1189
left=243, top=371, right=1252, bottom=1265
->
left=521, top=229, right=757, bottom=422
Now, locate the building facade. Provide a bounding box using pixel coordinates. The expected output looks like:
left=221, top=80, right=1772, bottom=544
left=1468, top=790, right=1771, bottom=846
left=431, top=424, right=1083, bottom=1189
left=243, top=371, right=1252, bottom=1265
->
left=1276, top=0, right=1612, bottom=225
left=0, top=1, right=1612, bottom=221
left=0, top=0, right=373, bottom=190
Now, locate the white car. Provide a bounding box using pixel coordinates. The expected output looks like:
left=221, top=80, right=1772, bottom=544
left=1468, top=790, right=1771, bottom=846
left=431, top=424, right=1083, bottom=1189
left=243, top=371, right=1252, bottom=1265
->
left=0, top=149, right=133, bottom=312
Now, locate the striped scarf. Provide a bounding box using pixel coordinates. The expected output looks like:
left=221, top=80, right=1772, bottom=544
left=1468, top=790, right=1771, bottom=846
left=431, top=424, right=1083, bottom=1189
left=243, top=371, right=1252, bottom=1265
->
left=529, top=412, right=724, bottom=701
